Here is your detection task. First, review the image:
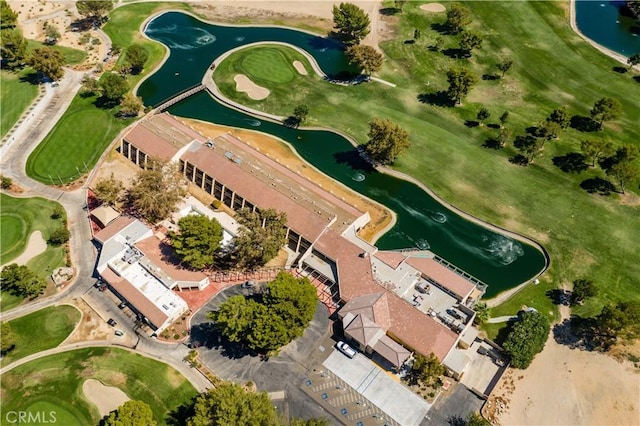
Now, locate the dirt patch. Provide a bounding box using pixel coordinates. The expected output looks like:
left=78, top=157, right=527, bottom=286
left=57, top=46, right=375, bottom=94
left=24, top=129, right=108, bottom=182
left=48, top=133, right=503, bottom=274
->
left=82, top=379, right=130, bottom=417
left=1, top=231, right=46, bottom=268
left=234, top=74, right=270, bottom=100
left=293, top=60, right=308, bottom=75
left=177, top=118, right=393, bottom=243
left=62, top=298, right=111, bottom=344
left=420, top=3, right=446, bottom=13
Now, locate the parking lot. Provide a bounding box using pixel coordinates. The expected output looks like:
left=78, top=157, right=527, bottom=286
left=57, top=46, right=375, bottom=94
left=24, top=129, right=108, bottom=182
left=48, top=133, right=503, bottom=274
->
left=322, top=350, right=431, bottom=425
left=460, top=341, right=507, bottom=396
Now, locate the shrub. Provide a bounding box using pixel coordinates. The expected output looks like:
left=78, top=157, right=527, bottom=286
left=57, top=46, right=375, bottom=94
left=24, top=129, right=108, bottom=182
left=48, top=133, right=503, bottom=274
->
left=1, top=176, right=12, bottom=189
left=48, top=227, right=70, bottom=245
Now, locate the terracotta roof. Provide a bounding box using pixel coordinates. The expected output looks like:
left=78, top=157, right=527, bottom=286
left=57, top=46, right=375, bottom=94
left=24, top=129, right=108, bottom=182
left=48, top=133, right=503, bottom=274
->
left=373, top=334, right=411, bottom=368
left=405, top=257, right=476, bottom=300
left=101, top=267, right=168, bottom=328
left=181, top=147, right=330, bottom=243
left=344, top=314, right=385, bottom=347
left=135, top=236, right=207, bottom=283
left=373, top=251, right=407, bottom=269
left=339, top=292, right=391, bottom=330
left=93, top=216, right=135, bottom=244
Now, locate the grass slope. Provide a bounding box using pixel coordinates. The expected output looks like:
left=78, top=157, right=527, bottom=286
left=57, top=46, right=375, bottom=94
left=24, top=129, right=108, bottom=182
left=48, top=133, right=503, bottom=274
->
left=1, top=305, right=81, bottom=366
left=213, top=2, right=640, bottom=322
left=0, top=69, right=39, bottom=138
left=0, top=347, right=198, bottom=425
left=26, top=40, right=87, bottom=65
left=0, top=194, right=68, bottom=311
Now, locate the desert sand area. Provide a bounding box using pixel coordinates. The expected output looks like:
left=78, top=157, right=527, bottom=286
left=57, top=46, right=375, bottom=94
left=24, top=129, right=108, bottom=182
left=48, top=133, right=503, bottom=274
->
left=293, top=60, right=308, bottom=75
left=82, top=379, right=130, bottom=417
left=0, top=231, right=46, bottom=268
left=419, top=3, right=446, bottom=13
left=234, top=74, right=270, bottom=100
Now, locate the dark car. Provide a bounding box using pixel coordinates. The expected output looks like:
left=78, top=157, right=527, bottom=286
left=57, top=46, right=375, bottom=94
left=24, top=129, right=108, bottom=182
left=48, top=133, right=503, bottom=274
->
left=118, top=301, right=127, bottom=309
left=107, top=318, right=117, bottom=327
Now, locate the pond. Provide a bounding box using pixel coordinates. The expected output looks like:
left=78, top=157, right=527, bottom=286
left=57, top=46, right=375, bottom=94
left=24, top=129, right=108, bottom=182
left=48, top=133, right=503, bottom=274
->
left=139, top=12, right=548, bottom=298
left=575, top=0, right=640, bottom=57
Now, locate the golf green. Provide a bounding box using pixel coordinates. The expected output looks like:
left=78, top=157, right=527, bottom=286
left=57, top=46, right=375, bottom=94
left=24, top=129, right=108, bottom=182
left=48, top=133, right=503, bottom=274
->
left=21, top=400, right=83, bottom=426
left=0, top=214, right=27, bottom=263
left=240, top=48, right=296, bottom=84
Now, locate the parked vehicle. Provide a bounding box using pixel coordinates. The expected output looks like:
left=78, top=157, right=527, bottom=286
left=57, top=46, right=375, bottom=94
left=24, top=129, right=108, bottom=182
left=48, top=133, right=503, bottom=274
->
left=336, top=341, right=357, bottom=359
left=114, top=330, right=124, bottom=336
left=118, top=301, right=127, bottom=309
left=241, top=280, right=256, bottom=289
left=107, top=318, right=117, bottom=327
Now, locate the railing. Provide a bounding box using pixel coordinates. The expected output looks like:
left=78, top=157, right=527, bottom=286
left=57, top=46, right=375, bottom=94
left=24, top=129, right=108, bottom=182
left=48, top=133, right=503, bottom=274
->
left=153, top=84, right=206, bottom=111
left=433, top=254, right=488, bottom=293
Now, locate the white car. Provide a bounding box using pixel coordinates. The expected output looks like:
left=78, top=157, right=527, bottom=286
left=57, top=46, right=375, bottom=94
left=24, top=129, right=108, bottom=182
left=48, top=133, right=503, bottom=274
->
left=336, top=341, right=357, bottom=359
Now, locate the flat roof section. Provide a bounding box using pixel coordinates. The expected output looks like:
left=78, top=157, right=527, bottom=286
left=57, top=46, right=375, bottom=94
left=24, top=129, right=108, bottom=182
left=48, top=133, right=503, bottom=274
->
left=406, top=257, right=477, bottom=301
left=93, top=216, right=136, bottom=244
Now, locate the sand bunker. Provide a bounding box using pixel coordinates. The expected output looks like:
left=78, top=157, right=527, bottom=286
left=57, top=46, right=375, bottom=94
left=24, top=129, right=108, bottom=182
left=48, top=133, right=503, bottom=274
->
left=82, top=379, right=130, bottom=417
left=420, top=3, right=446, bottom=13
left=293, top=60, right=308, bottom=75
left=234, top=74, right=270, bottom=100
left=1, top=231, right=46, bottom=268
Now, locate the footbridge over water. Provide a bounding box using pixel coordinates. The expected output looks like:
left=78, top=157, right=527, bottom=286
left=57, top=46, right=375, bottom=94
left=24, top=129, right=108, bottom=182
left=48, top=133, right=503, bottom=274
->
left=152, top=84, right=206, bottom=113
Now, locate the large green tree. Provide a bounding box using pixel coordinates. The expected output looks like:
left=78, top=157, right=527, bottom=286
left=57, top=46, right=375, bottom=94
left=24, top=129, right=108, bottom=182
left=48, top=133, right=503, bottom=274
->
left=209, top=272, right=317, bottom=354
left=345, top=44, right=383, bottom=75
left=627, top=53, right=640, bottom=70
left=458, top=31, right=483, bottom=57
left=503, top=310, right=550, bottom=369
left=105, top=400, right=156, bottom=426
left=580, top=139, right=614, bottom=167
left=76, top=0, right=114, bottom=21
left=1, top=321, right=17, bottom=354
left=364, top=118, right=410, bottom=165
left=595, top=301, right=640, bottom=348
left=1, top=0, right=18, bottom=29
left=124, top=44, right=148, bottom=74
left=93, top=173, right=123, bottom=205
left=100, top=72, right=129, bottom=101
left=119, top=93, right=144, bottom=117
left=496, top=58, right=513, bottom=78
left=513, top=135, right=543, bottom=163
left=27, top=47, right=65, bottom=81
left=606, top=159, right=640, bottom=194
left=128, top=160, right=187, bottom=222
left=571, top=279, right=598, bottom=305
left=445, top=3, right=472, bottom=34
left=186, top=382, right=278, bottom=426
left=547, top=105, right=570, bottom=130
left=0, top=264, right=47, bottom=298
left=233, top=208, right=287, bottom=269
left=331, top=2, right=370, bottom=45
left=446, top=67, right=477, bottom=105
left=170, top=214, right=223, bottom=269
left=407, top=352, right=444, bottom=386
left=590, top=97, right=622, bottom=129
left=1, top=28, right=28, bottom=68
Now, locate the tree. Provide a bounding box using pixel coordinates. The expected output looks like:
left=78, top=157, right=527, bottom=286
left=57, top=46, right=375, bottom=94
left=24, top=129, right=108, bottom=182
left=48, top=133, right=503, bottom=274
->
left=413, top=29, right=421, bottom=41
left=186, top=382, right=278, bottom=426
left=432, top=36, right=445, bottom=52
left=170, top=214, right=223, bottom=269
left=571, top=279, right=597, bottom=306
left=364, top=118, right=410, bottom=165
left=535, top=121, right=561, bottom=144
left=1, top=0, right=18, bottom=29
left=293, top=104, right=309, bottom=123
left=331, top=2, right=370, bottom=45
left=1, top=321, right=17, bottom=354
left=44, top=22, right=61, bottom=45
left=466, top=412, right=491, bottom=426
left=407, top=353, right=444, bottom=386
left=94, top=173, right=123, bottom=205
left=100, top=73, right=129, bottom=101
left=27, top=47, right=64, bottom=81
left=503, top=310, right=550, bottom=368
left=1, top=175, right=12, bottom=189
left=119, top=93, right=144, bottom=117
left=264, top=272, right=318, bottom=336
left=80, top=74, right=100, bottom=95
left=499, top=111, right=509, bottom=128
left=594, top=301, right=640, bottom=349
left=124, top=44, right=148, bottom=74
left=128, top=160, right=187, bottom=222
left=606, top=159, right=640, bottom=194
left=624, top=1, right=640, bottom=19
left=76, top=0, right=114, bottom=21
left=345, top=44, right=383, bottom=75
left=105, top=400, right=156, bottom=426
left=473, top=302, right=490, bottom=325
left=498, top=128, right=511, bottom=148
left=547, top=105, right=570, bottom=129
left=496, top=59, right=513, bottom=78
left=208, top=295, right=254, bottom=343
left=581, top=139, right=614, bottom=167
left=0, top=264, right=47, bottom=298
left=590, top=97, right=622, bottom=130
left=233, top=208, right=287, bottom=269
left=627, top=53, right=640, bottom=70
left=445, top=3, right=471, bottom=34
left=458, top=31, right=482, bottom=57
left=513, top=134, right=543, bottom=163
left=446, top=67, right=477, bottom=105
left=476, top=107, right=490, bottom=126
left=48, top=227, right=70, bottom=245
left=51, top=205, right=65, bottom=220
left=1, top=28, right=28, bottom=68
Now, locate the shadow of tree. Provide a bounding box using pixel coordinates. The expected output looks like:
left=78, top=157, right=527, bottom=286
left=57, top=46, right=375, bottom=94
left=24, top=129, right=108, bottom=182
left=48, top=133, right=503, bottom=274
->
left=430, top=22, right=450, bottom=34
left=509, top=154, right=529, bottom=166
left=333, top=150, right=375, bottom=172
left=634, top=75, right=640, bottom=84
left=447, top=415, right=466, bottom=426
left=379, top=7, right=400, bottom=16
left=283, top=116, right=300, bottom=128
left=482, top=137, right=502, bottom=150
left=189, top=322, right=257, bottom=359
left=417, top=91, right=454, bottom=107
left=570, top=115, right=599, bottom=132
left=93, top=95, right=120, bottom=110
left=442, top=47, right=468, bottom=59
left=546, top=289, right=570, bottom=306
left=552, top=317, right=598, bottom=350
left=464, top=120, right=479, bottom=128
left=613, top=66, right=629, bottom=74
left=579, top=177, right=616, bottom=195
left=18, top=71, right=41, bottom=85
left=165, top=395, right=198, bottom=426
left=552, top=152, right=589, bottom=173
left=487, top=123, right=501, bottom=129
left=482, top=73, right=499, bottom=81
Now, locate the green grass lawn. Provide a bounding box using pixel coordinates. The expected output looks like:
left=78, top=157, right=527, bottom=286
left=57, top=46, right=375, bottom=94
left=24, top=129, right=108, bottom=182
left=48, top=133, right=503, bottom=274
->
left=1, top=305, right=81, bottom=366
left=26, top=40, right=87, bottom=65
left=213, top=1, right=640, bottom=321
left=0, top=194, right=68, bottom=311
left=0, top=69, right=39, bottom=138
left=0, top=347, right=198, bottom=425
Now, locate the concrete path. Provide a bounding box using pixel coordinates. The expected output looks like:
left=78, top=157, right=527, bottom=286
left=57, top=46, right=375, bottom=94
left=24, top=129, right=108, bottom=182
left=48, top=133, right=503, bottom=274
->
left=486, top=315, right=518, bottom=324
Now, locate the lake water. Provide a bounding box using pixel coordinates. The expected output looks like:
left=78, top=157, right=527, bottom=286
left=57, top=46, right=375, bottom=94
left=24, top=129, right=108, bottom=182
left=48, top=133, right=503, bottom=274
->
left=575, top=0, right=640, bottom=56
left=139, top=12, right=548, bottom=298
